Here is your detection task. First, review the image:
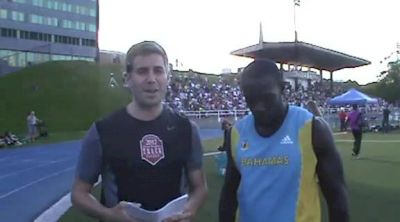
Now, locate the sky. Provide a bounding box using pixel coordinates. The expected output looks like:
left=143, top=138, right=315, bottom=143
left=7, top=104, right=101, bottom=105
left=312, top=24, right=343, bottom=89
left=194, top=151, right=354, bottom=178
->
left=99, top=0, right=400, bottom=85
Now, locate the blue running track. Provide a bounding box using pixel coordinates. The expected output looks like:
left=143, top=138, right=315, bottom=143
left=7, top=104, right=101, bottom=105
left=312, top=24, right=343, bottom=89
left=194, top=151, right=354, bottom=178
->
left=0, top=129, right=221, bottom=222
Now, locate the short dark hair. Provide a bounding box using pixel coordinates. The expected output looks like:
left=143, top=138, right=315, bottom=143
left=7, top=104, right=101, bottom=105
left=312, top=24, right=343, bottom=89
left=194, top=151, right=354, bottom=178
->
left=125, top=41, right=168, bottom=73
left=352, top=104, right=358, bottom=109
left=239, top=59, right=283, bottom=90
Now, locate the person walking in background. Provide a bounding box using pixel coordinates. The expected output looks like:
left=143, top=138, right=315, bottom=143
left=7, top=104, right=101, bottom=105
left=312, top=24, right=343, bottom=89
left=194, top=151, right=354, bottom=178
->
left=338, top=108, right=347, bottom=132
left=217, top=119, right=232, bottom=152
left=215, top=119, right=232, bottom=176
left=27, top=111, right=38, bottom=143
left=346, top=104, right=363, bottom=159
left=382, top=105, right=391, bottom=133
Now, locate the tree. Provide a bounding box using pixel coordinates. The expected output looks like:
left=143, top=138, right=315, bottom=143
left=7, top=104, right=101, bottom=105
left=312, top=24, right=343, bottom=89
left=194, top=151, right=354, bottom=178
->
left=373, top=60, right=400, bottom=103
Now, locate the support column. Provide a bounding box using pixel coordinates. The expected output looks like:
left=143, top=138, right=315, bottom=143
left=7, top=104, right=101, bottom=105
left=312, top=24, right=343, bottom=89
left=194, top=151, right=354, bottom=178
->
left=330, top=71, right=333, bottom=95
left=319, top=69, right=323, bottom=81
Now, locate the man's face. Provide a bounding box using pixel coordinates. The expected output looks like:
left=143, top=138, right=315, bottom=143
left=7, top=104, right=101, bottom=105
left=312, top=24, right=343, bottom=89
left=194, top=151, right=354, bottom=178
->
left=126, top=53, right=168, bottom=108
left=242, top=76, right=284, bottom=126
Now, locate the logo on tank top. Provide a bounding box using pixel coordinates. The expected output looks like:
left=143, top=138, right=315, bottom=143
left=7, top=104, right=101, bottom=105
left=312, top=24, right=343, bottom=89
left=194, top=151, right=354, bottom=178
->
left=241, top=139, right=249, bottom=151
left=140, top=134, right=165, bottom=165
left=280, top=135, right=294, bottom=144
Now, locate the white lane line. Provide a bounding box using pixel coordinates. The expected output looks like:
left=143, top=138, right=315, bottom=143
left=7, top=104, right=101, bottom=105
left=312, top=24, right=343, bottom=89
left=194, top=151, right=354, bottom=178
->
left=32, top=131, right=396, bottom=222
left=34, top=180, right=101, bottom=222
left=34, top=193, right=72, bottom=222
left=0, top=167, right=74, bottom=200
left=0, top=158, right=50, bottom=169
left=0, top=156, right=19, bottom=163
left=34, top=151, right=226, bottom=222
left=0, top=158, right=73, bottom=180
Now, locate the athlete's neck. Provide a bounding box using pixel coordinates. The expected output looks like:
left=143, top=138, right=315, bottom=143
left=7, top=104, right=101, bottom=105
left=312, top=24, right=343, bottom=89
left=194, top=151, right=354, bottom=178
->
left=126, top=102, right=163, bottom=121
left=255, top=104, right=288, bottom=137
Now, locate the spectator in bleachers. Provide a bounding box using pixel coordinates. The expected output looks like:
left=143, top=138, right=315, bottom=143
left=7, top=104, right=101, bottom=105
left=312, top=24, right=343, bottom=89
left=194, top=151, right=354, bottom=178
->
left=165, top=70, right=359, bottom=114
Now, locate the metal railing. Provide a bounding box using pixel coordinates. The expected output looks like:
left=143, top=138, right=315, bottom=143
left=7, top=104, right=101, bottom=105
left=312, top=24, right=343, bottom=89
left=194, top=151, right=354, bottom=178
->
left=181, top=109, right=249, bottom=121
left=181, top=107, right=400, bottom=131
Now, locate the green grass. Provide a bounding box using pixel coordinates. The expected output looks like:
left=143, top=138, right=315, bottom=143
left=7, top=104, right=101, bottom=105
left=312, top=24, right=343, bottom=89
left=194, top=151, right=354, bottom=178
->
left=60, top=132, right=400, bottom=222
left=0, top=61, right=227, bottom=135
left=0, top=61, right=129, bottom=134
left=32, top=131, right=87, bottom=144
left=1, top=131, right=87, bottom=150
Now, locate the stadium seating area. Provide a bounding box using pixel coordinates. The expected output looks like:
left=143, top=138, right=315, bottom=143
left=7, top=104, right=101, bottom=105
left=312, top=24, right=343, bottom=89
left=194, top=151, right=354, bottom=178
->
left=165, top=72, right=349, bottom=112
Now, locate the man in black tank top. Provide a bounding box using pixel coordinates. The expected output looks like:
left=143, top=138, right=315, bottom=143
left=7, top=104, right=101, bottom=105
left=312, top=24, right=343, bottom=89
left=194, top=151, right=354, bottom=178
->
left=71, top=41, right=208, bottom=222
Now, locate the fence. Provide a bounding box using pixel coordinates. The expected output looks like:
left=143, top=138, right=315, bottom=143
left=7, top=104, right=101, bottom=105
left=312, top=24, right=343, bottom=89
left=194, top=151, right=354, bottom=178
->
left=182, top=107, right=400, bottom=131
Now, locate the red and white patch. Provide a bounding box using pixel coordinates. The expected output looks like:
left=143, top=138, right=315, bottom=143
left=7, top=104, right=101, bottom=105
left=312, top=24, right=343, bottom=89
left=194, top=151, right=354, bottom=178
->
left=140, top=134, right=165, bottom=165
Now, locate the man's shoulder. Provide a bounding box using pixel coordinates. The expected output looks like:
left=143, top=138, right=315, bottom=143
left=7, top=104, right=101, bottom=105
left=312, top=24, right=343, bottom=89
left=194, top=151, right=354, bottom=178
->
left=163, top=106, right=192, bottom=125
left=96, top=107, right=127, bottom=125
left=234, top=114, right=251, bottom=130
left=289, top=104, right=312, bottom=115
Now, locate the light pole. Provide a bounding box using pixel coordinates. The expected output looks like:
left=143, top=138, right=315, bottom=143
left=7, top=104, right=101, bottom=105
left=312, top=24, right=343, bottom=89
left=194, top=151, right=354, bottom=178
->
left=293, top=0, right=301, bottom=42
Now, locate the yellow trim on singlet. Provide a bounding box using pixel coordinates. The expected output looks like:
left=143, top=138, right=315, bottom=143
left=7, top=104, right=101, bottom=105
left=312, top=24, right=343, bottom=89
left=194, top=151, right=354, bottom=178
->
left=296, top=120, right=321, bottom=222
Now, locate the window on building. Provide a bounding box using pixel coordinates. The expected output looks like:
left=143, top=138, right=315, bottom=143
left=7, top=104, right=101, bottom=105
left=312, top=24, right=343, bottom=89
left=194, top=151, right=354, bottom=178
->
left=13, top=0, right=26, bottom=3
left=74, top=22, right=85, bottom=31
left=43, top=17, right=55, bottom=26
left=20, top=30, right=27, bottom=39
left=11, top=11, right=24, bottom=22
left=1, top=28, right=17, bottom=38
left=81, top=6, right=87, bottom=15
left=67, top=4, right=72, bottom=12
left=89, top=8, right=96, bottom=17
left=31, top=14, right=43, bottom=24
left=30, top=32, right=38, bottom=40
left=0, top=50, right=10, bottom=59
left=33, top=0, right=44, bottom=7
left=88, top=24, right=96, bottom=32
left=17, top=52, right=27, bottom=67
left=0, top=9, right=8, bottom=19
left=45, top=0, right=53, bottom=9
left=53, top=1, right=59, bottom=10
left=8, top=54, right=17, bottom=67
left=62, top=2, right=67, bottom=11
left=1, top=29, right=7, bottom=37
left=51, top=18, right=57, bottom=26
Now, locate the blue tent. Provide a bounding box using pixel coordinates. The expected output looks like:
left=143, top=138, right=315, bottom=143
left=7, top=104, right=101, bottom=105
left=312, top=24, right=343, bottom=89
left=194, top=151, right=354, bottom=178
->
left=328, top=88, right=378, bottom=105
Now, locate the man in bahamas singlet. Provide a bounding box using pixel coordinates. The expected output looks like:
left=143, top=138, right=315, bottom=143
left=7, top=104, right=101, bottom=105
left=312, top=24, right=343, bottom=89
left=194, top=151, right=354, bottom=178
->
left=219, top=59, right=349, bottom=222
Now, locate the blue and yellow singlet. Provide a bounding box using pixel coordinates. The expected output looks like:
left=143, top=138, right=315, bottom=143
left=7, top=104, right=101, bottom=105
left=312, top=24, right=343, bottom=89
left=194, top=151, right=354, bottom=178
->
left=231, top=105, right=320, bottom=222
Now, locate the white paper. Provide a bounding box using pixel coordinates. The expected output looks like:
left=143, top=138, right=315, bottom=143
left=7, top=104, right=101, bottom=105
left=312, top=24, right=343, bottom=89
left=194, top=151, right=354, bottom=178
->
left=122, top=194, right=188, bottom=222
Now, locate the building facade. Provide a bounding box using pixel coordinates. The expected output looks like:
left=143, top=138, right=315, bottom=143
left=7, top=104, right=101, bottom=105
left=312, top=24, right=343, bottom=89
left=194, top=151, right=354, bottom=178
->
left=99, top=50, right=125, bottom=65
left=0, top=0, right=98, bottom=75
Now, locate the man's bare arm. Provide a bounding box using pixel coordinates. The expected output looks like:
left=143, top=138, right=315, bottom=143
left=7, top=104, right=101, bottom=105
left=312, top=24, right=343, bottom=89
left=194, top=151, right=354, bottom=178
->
left=313, top=117, right=349, bottom=222
left=71, top=178, right=136, bottom=222
left=164, top=169, right=207, bottom=222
